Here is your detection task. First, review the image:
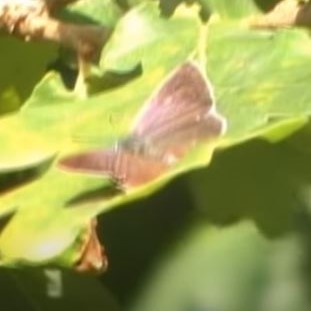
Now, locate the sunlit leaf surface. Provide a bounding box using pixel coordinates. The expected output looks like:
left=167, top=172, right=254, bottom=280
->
left=0, top=1, right=310, bottom=275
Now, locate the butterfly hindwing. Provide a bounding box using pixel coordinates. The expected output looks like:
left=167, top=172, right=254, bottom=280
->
left=59, top=147, right=168, bottom=187
left=134, top=62, right=215, bottom=137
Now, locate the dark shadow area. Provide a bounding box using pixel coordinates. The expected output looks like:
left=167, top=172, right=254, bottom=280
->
left=0, top=268, right=120, bottom=311
left=87, top=64, right=142, bottom=95
left=254, top=0, right=282, bottom=12
left=189, top=139, right=306, bottom=237
left=65, top=184, right=122, bottom=207
left=99, top=176, right=194, bottom=303
left=96, top=130, right=311, bottom=304
left=0, top=36, right=57, bottom=103
left=0, top=210, right=15, bottom=234
left=114, top=0, right=130, bottom=11
left=47, top=57, right=141, bottom=93
left=295, top=1, right=311, bottom=26
left=296, top=206, right=311, bottom=306
left=159, top=0, right=183, bottom=16
left=47, top=58, right=78, bottom=90
left=0, top=158, right=52, bottom=195
left=0, top=270, right=34, bottom=311
left=55, top=4, right=113, bottom=26
left=159, top=0, right=211, bottom=20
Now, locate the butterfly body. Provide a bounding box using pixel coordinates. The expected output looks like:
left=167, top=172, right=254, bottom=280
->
left=59, top=62, right=226, bottom=189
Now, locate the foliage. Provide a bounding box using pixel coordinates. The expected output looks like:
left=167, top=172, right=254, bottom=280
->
left=0, top=0, right=311, bottom=310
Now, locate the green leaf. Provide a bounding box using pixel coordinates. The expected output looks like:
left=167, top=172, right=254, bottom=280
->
left=0, top=63, right=224, bottom=265
left=0, top=170, right=109, bottom=264
left=201, top=0, right=261, bottom=18
left=207, top=24, right=311, bottom=145
left=0, top=63, right=222, bottom=264
left=60, top=0, right=123, bottom=28
left=0, top=73, right=77, bottom=171
left=1, top=2, right=311, bottom=269
left=0, top=37, right=57, bottom=103
left=0, top=3, right=201, bottom=171
left=100, top=2, right=201, bottom=71
left=0, top=87, right=21, bottom=116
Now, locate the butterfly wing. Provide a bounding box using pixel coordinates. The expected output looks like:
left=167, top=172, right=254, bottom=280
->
left=133, top=61, right=226, bottom=161
left=59, top=149, right=117, bottom=176
left=59, top=62, right=226, bottom=188
left=59, top=147, right=168, bottom=188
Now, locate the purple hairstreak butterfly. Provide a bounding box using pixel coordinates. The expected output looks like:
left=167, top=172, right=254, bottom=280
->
left=58, top=61, right=226, bottom=189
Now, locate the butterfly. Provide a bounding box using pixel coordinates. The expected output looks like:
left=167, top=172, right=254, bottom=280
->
left=58, top=61, right=226, bottom=189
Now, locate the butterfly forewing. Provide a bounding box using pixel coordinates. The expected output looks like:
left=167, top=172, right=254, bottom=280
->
left=133, top=62, right=216, bottom=138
